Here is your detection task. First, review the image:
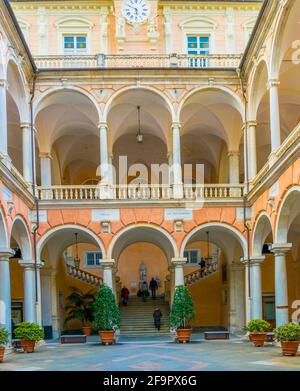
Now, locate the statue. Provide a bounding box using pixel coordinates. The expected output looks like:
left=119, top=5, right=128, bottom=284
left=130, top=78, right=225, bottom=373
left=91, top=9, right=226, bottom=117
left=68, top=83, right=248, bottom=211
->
left=139, top=261, right=147, bottom=284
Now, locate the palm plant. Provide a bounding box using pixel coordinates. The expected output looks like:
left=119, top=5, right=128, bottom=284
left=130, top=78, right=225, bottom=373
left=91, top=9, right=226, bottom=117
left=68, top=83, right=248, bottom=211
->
left=64, top=286, right=96, bottom=328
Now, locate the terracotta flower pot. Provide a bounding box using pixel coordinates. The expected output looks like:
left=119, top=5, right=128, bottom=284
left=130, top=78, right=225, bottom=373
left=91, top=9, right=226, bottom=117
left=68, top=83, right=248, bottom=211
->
left=82, top=326, right=92, bottom=336
left=176, top=328, right=192, bottom=343
left=98, top=330, right=115, bottom=345
left=20, top=340, right=36, bottom=353
left=250, top=333, right=266, bottom=347
left=281, top=341, right=300, bottom=356
left=0, top=346, right=5, bottom=363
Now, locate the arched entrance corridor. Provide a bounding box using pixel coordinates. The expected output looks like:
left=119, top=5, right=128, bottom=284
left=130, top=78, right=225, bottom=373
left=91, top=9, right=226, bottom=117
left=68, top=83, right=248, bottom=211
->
left=181, top=223, right=246, bottom=332
left=37, top=225, right=105, bottom=338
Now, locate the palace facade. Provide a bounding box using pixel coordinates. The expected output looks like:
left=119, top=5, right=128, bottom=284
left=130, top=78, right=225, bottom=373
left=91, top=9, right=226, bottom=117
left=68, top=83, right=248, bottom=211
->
left=0, top=0, right=299, bottom=338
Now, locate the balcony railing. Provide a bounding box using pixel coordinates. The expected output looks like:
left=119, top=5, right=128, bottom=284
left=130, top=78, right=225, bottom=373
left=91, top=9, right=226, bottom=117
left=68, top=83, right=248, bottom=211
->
left=37, top=183, right=244, bottom=202
left=34, top=53, right=242, bottom=69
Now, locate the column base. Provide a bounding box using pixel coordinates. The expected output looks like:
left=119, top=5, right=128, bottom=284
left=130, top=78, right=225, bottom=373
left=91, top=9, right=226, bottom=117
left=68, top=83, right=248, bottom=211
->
left=172, top=183, right=183, bottom=199
left=98, top=184, right=115, bottom=200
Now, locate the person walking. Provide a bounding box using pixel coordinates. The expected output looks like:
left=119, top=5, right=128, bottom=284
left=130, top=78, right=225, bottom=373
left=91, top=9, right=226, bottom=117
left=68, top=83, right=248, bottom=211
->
left=120, top=286, right=130, bottom=306
left=199, top=257, right=206, bottom=278
left=149, top=277, right=158, bottom=299
left=153, top=308, right=162, bottom=331
left=141, top=280, right=148, bottom=302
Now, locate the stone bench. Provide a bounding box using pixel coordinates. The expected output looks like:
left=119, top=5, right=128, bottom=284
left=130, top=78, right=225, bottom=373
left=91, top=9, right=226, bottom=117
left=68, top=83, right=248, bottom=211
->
left=266, top=332, right=275, bottom=342
left=204, top=331, right=230, bottom=340
left=60, top=335, right=87, bottom=344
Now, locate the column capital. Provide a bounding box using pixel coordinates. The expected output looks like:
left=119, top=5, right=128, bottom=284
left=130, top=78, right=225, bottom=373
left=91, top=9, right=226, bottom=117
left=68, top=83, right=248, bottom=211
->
left=227, top=150, right=240, bottom=158
left=0, top=247, right=15, bottom=261
left=98, top=122, right=108, bottom=129
left=101, top=258, right=115, bottom=268
left=0, top=79, right=8, bottom=88
left=171, top=257, right=187, bottom=266
left=271, top=243, right=292, bottom=255
left=250, top=255, right=265, bottom=266
left=267, top=79, right=280, bottom=90
left=39, top=152, right=52, bottom=160
left=171, top=122, right=181, bottom=130
left=20, top=122, right=31, bottom=129
left=19, top=259, right=44, bottom=269
left=247, top=120, right=257, bottom=127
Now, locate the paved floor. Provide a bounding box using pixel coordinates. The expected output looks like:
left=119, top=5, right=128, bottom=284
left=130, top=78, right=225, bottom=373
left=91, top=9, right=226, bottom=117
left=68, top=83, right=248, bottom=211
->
left=1, top=334, right=300, bottom=371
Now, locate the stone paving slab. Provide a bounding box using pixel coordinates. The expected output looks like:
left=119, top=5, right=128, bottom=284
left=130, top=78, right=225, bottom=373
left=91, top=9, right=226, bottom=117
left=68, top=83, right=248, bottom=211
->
left=0, top=337, right=299, bottom=371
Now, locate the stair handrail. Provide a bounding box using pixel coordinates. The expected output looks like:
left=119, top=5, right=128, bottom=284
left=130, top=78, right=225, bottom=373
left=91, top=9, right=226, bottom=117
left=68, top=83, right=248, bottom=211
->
left=66, top=264, right=103, bottom=286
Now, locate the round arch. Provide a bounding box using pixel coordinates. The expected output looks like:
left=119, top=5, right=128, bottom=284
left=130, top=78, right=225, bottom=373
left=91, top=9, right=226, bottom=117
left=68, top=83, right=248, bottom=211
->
left=107, top=223, right=179, bottom=262
left=180, top=222, right=247, bottom=258
left=37, top=224, right=106, bottom=261
left=0, top=207, right=9, bottom=248
left=103, top=86, right=175, bottom=123
left=10, top=215, right=32, bottom=260
left=269, top=0, right=296, bottom=79
left=6, top=57, right=30, bottom=123
left=252, top=211, right=273, bottom=256
left=177, top=85, right=245, bottom=123
left=275, top=185, right=300, bottom=244
left=33, top=86, right=102, bottom=123
left=247, top=58, right=270, bottom=121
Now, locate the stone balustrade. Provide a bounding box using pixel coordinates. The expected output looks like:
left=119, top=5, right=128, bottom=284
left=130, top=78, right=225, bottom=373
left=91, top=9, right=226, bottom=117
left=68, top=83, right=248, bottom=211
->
left=37, top=183, right=244, bottom=202
left=34, top=53, right=242, bottom=69
left=66, top=264, right=103, bottom=286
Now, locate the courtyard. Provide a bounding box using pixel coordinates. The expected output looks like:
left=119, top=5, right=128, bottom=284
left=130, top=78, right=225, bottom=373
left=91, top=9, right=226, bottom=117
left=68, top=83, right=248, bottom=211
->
left=1, top=335, right=300, bottom=372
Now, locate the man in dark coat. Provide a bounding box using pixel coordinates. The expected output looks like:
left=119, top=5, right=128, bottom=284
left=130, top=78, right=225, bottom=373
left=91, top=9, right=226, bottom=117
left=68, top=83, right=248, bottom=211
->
left=199, top=257, right=206, bottom=277
left=153, top=308, right=162, bottom=331
left=149, top=277, right=158, bottom=299
left=121, top=286, right=130, bottom=306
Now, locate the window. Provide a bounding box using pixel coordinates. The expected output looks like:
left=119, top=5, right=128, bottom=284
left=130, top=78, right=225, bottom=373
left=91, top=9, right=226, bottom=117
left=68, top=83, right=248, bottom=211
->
left=85, top=251, right=102, bottom=267
left=187, top=36, right=210, bottom=68
left=184, top=249, right=200, bottom=264
left=64, top=35, right=87, bottom=55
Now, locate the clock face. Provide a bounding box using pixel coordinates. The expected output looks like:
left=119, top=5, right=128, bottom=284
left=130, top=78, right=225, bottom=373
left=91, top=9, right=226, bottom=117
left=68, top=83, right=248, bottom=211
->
left=123, top=0, right=149, bottom=24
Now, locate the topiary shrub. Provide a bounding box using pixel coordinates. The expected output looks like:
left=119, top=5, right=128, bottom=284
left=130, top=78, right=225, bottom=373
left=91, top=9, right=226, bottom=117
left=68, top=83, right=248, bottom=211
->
left=14, top=322, right=44, bottom=341
left=93, top=285, right=120, bottom=331
left=245, top=319, right=271, bottom=333
left=274, top=323, right=300, bottom=342
left=169, top=286, right=196, bottom=329
left=0, top=328, right=9, bottom=345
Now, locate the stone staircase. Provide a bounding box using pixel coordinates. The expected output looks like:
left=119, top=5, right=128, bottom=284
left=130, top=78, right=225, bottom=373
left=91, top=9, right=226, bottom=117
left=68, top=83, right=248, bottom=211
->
left=120, top=296, right=170, bottom=335
left=66, top=264, right=103, bottom=287
left=184, top=253, right=219, bottom=286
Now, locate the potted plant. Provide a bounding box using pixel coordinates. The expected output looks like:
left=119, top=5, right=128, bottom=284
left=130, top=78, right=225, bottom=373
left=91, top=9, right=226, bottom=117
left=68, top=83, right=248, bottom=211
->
left=93, top=285, right=120, bottom=345
left=14, top=322, right=44, bottom=353
left=169, top=286, right=196, bottom=343
left=245, top=319, right=271, bottom=347
left=0, top=327, right=9, bottom=362
left=274, top=323, right=300, bottom=356
left=64, top=286, right=96, bottom=336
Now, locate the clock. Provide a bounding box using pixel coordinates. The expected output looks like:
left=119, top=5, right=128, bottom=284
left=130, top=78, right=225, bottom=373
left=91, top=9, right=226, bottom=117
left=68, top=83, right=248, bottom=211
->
left=123, top=0, right=149, bottom=24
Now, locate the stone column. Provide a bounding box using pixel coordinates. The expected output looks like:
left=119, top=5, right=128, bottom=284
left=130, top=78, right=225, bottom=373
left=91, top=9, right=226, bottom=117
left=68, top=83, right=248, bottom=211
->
left=268, top=79, right=281, bottom=162
left=228, top=151, right=240, bottom=184
left=99, top=122, right=112, bottom=198
left=35, top=261, right=44, bottom=326
left=229, top=263, right=244, bottom=333
left=0, top=80, right=10, bottom=165
left=250, top=256, right=265, bottom=320
left=0, top=248, right=14, bottom=335
left=50, top=271, right=60, bottom=339
left=167, top=151, right=173, bottom=186
left=19, top=260, right=37, bottom=323
left=272, top=243, right=292, bottom=326
left=242, top=123, right=249, bottom=184
left=101, top=259, right=115, bottom=291
left=241, top=259, right=252, bottom=323
left=41, top=269, right=52, bottom=331
left=21, top=123, right=33, bottom=185
left=40, top=153, right=52, bottom=186
left=247, top=121, right=257, bottom=182
left=172, top=123, right=183, bottom=199
left=171, top=257, right=187, bottom=287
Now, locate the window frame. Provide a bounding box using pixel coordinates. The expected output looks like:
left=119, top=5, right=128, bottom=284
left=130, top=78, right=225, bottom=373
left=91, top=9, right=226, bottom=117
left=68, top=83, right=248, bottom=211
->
left=184, top=249, right=200, bottom=265
left=84, top=251, right=103, bottom=268
left=187, top=35, right=210, bottom=56
left=63, top=34, right=88, bottom=55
